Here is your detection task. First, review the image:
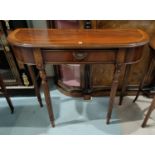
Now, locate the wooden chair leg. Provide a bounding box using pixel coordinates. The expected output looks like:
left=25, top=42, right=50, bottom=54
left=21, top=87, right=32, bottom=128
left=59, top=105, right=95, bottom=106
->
left=141, top=96, right=155, bottom=127
left=27, top=65, right=43, bottom=107
left=119, top=64, right=131, bottom=105
left=133, top=51, right=154, bottom=103
left=0, top=76, right=14, bottom=113
left=106, top=63, right=123, bottom=124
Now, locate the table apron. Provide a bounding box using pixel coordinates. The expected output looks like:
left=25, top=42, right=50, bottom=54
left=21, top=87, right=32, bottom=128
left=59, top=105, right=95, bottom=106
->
left=12, top=46, right=144, bottom=65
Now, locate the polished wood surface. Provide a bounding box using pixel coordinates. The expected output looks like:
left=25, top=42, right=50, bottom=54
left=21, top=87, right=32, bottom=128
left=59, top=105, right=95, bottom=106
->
left=7, top=28, right=149, bottom=127
left=8, top=28, right=148, bottom=48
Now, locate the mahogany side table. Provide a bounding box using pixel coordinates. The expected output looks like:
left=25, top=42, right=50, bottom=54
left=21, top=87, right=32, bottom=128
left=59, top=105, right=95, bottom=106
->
left=7, top=29, right=149, bottom=127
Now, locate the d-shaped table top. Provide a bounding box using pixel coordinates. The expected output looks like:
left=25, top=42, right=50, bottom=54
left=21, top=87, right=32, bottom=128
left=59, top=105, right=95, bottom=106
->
left=7, top=28, right=149, bottom=49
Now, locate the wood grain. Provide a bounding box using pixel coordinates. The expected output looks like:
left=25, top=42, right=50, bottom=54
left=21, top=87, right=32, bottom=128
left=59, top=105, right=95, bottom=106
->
left=8, top=28, right=149, bottom=48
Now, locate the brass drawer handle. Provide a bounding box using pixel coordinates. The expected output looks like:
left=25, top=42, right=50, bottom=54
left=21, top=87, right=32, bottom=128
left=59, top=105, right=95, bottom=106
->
left=73, top=51, right=88, bottom=60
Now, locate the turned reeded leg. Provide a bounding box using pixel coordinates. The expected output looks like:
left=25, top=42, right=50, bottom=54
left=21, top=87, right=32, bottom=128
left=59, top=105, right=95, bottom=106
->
left=0, top=75, right=14, bottom=114
left=33, top=48, right=55, bottom=127
left=106, top=63, right=123, bottom=124
left=39, top=69, right=55, bottom=127
left=27, top=65, right=43, bottom=107
left=142, top=96, right=155, bottom=127
left=119, top=64, right=131, bottom=105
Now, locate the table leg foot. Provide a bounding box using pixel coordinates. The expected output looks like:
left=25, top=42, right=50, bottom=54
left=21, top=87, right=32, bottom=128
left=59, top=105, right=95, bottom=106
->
left=51, top=121, right=55, bottom=127
left=37, top=94, right=43, bottom=107
left=10, top=107, right=14, bottom=114
left=106, top=114, right=111, bottom=124
left=5, top=96, right=14, bottom=114
left=141, top=122, right=146, bottom=128
left=133, top=93, right=140, bottom=103
left=119, top=96, right=123, bottom=106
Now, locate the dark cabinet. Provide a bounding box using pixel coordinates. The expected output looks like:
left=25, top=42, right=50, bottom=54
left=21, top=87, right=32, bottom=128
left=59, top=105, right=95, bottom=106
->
left=0, top=20, right=36, bottom=94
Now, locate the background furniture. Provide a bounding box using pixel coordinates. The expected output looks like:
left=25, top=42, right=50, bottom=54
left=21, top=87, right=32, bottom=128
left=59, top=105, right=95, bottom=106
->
left=138, top=36, right=155, bottom=127
left=0, top=24, right=14, bottom=113
left=7, top=28, right=149, bottom=127
left=0, top=20, right=40, bottom=96
left=0, top=73, right=14, bottom=113
left=133, top=39, right=155, bottom=103
left=0, top=21, right=23, bottom=87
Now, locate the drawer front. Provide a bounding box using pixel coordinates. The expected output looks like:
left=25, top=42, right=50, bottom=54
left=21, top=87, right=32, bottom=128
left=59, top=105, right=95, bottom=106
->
left=41, top=49, right=116, bottom=64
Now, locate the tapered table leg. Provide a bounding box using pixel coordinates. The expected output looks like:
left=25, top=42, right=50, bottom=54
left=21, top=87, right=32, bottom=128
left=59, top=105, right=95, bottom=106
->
left=33, top=48, right=55, bottom=127
left=27, top=65, right=43, bottom=107
left=83, top=64, right=92, bottom=100
left=106, top=63, right=123, bottom=124
left=0, top=75, right=14, bottom=113
left=142, top=96, right=155, bottom=127
left=39, top=69, right=55, bottom=127
left=119, top=64, right=131, bottom=105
